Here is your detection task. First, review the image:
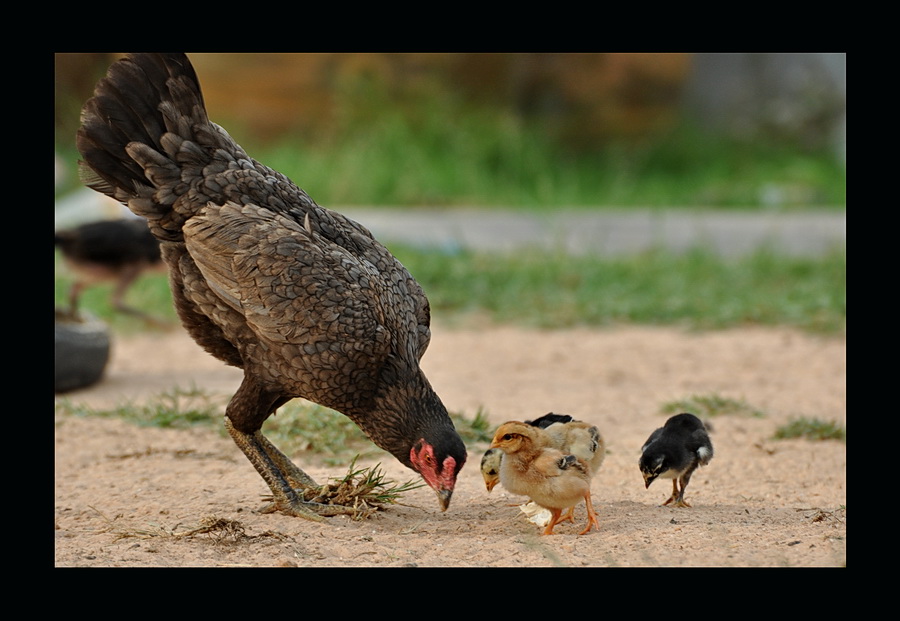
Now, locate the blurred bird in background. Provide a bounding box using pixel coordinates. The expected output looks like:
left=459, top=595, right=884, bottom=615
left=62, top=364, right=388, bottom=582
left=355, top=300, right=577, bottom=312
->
left=55, top=217, right=166, bottom=325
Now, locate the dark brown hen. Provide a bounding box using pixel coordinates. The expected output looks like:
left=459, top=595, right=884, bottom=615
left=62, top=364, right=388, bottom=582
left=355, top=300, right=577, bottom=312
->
left=76, top=53, right=467, bottom=521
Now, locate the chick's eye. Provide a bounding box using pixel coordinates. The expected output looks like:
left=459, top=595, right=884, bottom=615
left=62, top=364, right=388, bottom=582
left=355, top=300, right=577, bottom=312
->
left=502, top=434, right=512, bottom=441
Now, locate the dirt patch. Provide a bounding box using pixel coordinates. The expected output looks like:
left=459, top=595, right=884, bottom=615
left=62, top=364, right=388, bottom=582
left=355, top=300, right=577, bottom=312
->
left=54, top=323, right=846, bottom=567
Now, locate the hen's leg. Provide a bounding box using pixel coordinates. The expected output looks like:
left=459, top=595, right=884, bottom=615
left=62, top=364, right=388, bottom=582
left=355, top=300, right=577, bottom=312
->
left=224, top=379, right=356, bottom=521
left=252, top=431, right=319, bottom=489
left=225, top=418, right=355, bottom=520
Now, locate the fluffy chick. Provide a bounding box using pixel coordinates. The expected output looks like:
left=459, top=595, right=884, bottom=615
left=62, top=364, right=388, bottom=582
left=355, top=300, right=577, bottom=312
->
left=480, top=414, right=561, bottom=492
left=639, top=412, right=714, bottom=508
left=481, top=413, right=605, bottom=493
left=540, top=418, right=606, bottom=477
left=480, top=448, right=504, bottom=492
left=490, top=422, right=600, bottom=535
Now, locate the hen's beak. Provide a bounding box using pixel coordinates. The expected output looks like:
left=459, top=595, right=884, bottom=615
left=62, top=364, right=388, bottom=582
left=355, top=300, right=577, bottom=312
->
left=436, top=488, right=453, bottom=512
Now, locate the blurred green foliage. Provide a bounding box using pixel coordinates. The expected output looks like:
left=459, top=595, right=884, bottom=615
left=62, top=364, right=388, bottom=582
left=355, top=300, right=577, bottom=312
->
left=55, top=64, right=845, bottom=209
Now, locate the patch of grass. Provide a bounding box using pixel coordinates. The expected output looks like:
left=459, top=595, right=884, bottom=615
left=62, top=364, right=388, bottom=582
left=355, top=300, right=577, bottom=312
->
left=774, top=417, right=846, bottom=442
left=661, top=393, right=766, bottom=418
left=263, top=402, right=376, bottom=465
left=56, top=388, right=491, bottom=465
left=450, top=406, right=494, bottom=445
left=55, top=386, right=224, bottom=429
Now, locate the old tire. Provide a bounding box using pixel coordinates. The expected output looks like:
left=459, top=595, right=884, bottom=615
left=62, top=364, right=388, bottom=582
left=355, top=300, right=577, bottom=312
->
left=55, top=311, right=111, bottom=393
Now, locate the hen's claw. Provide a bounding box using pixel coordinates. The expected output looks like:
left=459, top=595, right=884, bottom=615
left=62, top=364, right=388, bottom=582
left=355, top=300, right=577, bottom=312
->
left=259, top=492, right=358, bottom=520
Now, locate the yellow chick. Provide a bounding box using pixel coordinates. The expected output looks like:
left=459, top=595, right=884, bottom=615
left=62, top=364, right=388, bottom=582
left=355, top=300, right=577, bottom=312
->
left=490, top=421, right=601, bottom=535
left=481, top=413, right=605, bottom=492
left=481, top=446, right=551, bottom=526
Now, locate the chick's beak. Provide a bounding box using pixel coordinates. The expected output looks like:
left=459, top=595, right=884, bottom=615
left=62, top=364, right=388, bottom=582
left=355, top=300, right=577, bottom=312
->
left=485, top=479, right=498, bottom=492
left=643, top=472, right=656, bottom=488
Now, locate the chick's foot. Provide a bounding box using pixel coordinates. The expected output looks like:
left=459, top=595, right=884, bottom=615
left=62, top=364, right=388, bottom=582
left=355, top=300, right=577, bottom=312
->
left=661, top=480, right=692, bottom=508
left=578, top=493, right=600, bottom=535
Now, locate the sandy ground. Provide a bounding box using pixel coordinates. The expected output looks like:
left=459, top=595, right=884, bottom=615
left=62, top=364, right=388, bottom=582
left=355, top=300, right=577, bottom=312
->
left=54, top=323, right=846, bottom=567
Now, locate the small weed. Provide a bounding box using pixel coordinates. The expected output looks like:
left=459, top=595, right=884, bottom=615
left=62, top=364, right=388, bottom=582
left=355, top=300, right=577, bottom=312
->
left=774, top=417, right=845, bottom=442
left=450, top=406, right=494, bottom=444
left=661, top=393, right=765, bottom=418
left=55, top=386, right=224, bottom=428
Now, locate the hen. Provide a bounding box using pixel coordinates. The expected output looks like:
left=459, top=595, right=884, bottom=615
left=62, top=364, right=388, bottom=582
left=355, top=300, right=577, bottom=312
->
left=55, top=217, right=164, bottom=324
left=75, top=53, right=467, bottom=521
left=639, top=412, right=713, bottom=508
left=490, top=421, right=600, bottom=535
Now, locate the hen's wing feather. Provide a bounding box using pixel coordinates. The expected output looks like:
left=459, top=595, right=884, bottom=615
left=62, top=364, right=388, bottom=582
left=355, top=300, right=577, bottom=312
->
left=182, top=201, right=395, bottom=410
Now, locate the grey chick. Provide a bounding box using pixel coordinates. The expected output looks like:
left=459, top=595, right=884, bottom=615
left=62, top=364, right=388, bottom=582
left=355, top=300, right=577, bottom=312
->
left=639, top=412, right=713, bottom=508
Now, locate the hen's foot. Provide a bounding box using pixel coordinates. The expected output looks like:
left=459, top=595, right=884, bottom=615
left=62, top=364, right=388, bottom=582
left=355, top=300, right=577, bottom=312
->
left=260, top=488, right=359, bottom=520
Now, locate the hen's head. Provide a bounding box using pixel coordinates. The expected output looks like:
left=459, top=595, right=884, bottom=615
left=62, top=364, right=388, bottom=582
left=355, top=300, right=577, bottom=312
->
left=409, top=434, right=467, bottom=511
left=365, top=364, right=467, bottom=512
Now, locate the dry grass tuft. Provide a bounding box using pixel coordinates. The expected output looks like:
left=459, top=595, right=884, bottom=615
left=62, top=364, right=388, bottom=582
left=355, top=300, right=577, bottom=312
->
left=288, top=458, right=424, bottom=521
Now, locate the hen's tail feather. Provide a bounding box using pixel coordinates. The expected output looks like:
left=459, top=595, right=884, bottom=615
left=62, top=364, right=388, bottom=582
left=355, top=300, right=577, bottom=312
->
left=76, top=53, right=220, bottom=240
left=77, top=54, right=365, bottom=255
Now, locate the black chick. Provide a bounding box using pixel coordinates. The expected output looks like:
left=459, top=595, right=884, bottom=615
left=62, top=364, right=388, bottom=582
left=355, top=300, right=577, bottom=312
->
left=75, top=53, right=467, bottom=521
left=55, top=217, right=165, bottom=324
left=639, top=412, right=713, bottom=508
